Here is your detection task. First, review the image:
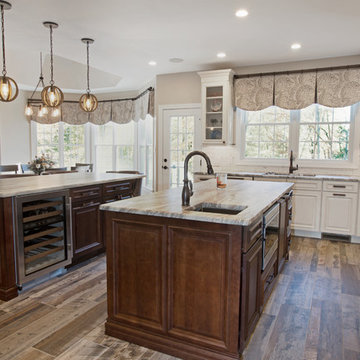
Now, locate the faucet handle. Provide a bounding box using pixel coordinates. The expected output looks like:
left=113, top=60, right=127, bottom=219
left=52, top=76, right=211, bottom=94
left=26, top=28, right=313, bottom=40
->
left=189, top=180, right=194, bottom=196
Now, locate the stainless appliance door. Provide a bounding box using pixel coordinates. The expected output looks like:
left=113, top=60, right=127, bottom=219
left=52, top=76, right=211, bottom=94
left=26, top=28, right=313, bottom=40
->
left=15, top=190, right=73, bottom=285
left=262, top=203, right=280, bottom=271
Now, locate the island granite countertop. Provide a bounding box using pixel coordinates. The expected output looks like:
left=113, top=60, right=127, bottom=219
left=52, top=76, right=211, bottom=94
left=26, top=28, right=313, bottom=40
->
left=0, top=172, right=145, bottom=198
left=100, top=179, right=293, bottom=226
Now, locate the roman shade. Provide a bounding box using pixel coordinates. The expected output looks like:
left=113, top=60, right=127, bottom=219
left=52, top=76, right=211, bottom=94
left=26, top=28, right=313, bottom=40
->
left=27, top=88, right=154, bottom=125
left=234, top=67, right=360, bottom=110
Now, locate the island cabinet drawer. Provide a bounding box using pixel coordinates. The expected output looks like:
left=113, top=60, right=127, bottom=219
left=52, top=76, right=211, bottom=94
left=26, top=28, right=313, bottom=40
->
left=293, top=180, right=322, bottom=191
left=70, top=185, right=102, bottom=202
left=103, top=181, right=134, bottom=203
left=323, top=181, right=358, bottom=193
left=242, top=216, right=263, bottom=253
left=103, top=181, right=133, bottom=196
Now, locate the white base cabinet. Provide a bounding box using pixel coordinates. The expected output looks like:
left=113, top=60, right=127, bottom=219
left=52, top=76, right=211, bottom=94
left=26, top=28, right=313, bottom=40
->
left=321, top=192, right=357, bottom=235
left=292, top=190, right=322, bottom=232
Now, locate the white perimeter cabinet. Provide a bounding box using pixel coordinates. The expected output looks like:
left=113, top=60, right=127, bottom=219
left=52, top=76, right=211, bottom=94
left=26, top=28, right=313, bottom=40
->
left=292, top=190, right=322, bottom=232
left=321, top=181, right=358, bottom=235
left=291, top=180, right=322, bottom=232
left=198, top=69, right=234, bottom=145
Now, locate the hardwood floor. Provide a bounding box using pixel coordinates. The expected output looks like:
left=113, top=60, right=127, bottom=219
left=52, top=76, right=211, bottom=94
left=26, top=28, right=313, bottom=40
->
left=0, top=237, right=359, bottom=360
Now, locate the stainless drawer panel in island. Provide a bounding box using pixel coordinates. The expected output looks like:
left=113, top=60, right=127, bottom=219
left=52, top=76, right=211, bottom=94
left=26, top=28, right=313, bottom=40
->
left=15, top=190, right=72, bottom=285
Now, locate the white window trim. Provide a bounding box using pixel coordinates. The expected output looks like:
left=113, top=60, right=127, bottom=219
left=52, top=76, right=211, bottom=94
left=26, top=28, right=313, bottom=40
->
left=237, top=104, right=359, bottom=170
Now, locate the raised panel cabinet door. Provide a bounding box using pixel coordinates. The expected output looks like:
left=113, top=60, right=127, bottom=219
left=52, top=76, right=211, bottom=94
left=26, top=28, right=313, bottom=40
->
left=292, top=190, right=321, bottom=231
left=240, top=238, right=262, bottom=352
left=107, top=219, right=167, bottom=332
left=167, top=226, right=240, bottom=353
left=72, top=201, right=102, bottom=259
left=321, top=192, right=357, bottom=235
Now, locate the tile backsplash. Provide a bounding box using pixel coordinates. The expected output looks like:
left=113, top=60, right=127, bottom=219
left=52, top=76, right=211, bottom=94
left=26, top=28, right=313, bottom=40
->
left=201, top=145, right=360, bottom=177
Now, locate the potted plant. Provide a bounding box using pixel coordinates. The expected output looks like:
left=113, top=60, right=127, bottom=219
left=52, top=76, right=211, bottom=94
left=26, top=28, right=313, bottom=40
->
left=28, top=154, right=55, bottom=175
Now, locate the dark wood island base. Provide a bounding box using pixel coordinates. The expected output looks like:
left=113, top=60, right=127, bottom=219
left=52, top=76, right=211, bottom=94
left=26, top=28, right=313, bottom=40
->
left=104, top=194, right=291, bottom=360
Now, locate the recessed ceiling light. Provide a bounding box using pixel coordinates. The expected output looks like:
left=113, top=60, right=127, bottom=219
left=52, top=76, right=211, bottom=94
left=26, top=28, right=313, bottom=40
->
left=235, top=9, right=248, bottom=17
left=291, top=43, right=301, bottom=50
left=169, top=58, right=184, bottom=63
left=148, top=61, right=157, bottom=66
left=217, top=52, right=226, bottom=58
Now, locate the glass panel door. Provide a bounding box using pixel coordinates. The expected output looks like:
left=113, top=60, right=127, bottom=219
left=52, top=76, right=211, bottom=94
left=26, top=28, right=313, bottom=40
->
left=162, top=107, right=201, bottom=190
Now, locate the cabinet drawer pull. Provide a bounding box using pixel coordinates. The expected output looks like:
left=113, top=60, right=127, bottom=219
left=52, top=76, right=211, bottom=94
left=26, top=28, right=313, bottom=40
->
left=333, top=185, right=346, bottom=189
left=333, top=193, right=346, bottom=197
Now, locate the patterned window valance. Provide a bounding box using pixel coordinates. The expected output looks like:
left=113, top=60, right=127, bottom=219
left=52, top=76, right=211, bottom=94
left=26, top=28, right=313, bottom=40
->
left=234, top=68, right=360, bottom=111
left=27, top=88, right=155, bottom=125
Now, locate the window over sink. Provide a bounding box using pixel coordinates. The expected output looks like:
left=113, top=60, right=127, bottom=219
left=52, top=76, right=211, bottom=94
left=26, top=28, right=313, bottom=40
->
left=240, top=102, right=358, bottom=167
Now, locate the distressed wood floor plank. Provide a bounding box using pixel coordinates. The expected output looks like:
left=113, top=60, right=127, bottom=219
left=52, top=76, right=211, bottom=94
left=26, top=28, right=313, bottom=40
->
left=263, top=304, right=310, bottom=360
left=0, top=297, right=98, bottom=360
left=54, top=338, right=108, bottom=360
left=341, top=263, right=360, bottom=296
left=34, top=300, right=107, bottom=356
left=342, top=294, right=360, bottom=353
left=12, top=347, right=54, bottom=360
left=0, top=301, right=54, bottom=341
left=317, top=300, right=343, bottom=360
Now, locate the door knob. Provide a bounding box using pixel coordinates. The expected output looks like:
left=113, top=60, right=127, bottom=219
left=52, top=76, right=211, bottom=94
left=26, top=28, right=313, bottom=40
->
left=162, top=166, right=168, bottom=170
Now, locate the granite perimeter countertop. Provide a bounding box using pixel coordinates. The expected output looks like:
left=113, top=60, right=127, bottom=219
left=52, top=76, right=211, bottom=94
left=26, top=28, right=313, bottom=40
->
left=0, top=173, right=145, bottom=198
left=195, top=172, right=360, bottom=182
left=100, top=179, right=293, bottom=226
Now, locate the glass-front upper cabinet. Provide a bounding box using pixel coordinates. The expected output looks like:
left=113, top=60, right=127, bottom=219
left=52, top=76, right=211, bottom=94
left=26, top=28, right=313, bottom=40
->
left=198, top=69, right=235, bottom=145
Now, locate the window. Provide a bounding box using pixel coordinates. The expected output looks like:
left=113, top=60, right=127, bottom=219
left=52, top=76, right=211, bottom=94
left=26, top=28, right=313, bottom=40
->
left=244, top=107, right=290, bottom=159
left=299, top=104, right=351, bottom=160
left=138, top=115, right=154, bottom=189
left=63, top=124, right=86, bottom=167
left=34, top=122, right=86, bottom=167
left=92, top=122, right=135, bottom=174
left=36, top=123, right=60, bottom=164
left=240, top=103, right=358, bottom=166
left=32, top=117, right=155, bottom=190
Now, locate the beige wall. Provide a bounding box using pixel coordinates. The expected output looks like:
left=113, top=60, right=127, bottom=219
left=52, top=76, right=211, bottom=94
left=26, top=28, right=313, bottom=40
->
left=155, top=71, right=201, bottom=107
left=0, top=90, right=31, bottom=165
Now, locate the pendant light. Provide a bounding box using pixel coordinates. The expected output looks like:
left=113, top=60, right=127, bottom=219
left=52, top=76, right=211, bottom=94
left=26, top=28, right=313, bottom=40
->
left=41, top=21, right=63, bottom=108
left=79, top=38, right=98, bottom=112
left=0, top=1, right=18, bottom=102
left=25, top=52, right=48, bottom=117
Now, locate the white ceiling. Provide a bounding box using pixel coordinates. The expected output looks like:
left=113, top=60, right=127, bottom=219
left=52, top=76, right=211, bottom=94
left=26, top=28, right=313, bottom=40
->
left=3, top=0, right=360, bottom=93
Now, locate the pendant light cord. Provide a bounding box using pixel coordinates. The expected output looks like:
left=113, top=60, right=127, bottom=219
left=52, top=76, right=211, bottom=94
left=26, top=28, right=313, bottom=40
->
left=86, top=40, right=90, bottom=93
left=1, top=5, right=6, bottom=76
left=49, top=24, right=54, bottom=85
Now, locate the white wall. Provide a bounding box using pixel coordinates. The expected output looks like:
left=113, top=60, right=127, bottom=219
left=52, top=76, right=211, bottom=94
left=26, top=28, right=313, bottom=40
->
left=0, top=90, right=31, bottom=165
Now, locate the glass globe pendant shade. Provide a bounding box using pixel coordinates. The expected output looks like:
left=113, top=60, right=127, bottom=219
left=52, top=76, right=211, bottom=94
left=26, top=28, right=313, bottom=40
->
left=25, top=102, right=33, bottom=116
left=0, top=75, right=18, bottom=102
left=41, top=84, right=64, bottom=108
left=51, top=107, right=60, bottom=117
left=79, top=92, right=98, bottom=112
left=38, top=104, right=48, bottom=117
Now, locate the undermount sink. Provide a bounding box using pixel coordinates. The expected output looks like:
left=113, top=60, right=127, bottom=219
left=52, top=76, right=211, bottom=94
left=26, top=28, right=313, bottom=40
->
left=186, top=202, right=247, bottom=215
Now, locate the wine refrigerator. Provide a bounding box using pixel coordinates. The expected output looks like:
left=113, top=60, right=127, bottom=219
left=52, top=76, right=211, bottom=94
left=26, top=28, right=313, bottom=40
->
left=15, top=190, right=73, bottom=286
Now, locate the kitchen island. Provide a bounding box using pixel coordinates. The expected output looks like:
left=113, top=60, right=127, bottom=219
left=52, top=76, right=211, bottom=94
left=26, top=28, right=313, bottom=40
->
left=0, top=172, right=144, bottom=301
left=101, top=179, right=293, bottom=360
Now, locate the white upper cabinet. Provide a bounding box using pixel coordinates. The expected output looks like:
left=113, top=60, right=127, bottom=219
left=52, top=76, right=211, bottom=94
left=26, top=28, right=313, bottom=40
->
left=198, top=69, right=235, bottom=145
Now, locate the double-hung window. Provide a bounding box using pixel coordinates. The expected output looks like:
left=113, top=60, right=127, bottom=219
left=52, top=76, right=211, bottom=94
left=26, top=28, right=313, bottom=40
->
left=243, top=107, right=290, bottom=159
left=240, top=103, right=358, bottom=167
left=33, top=122, right=87, bottom=167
